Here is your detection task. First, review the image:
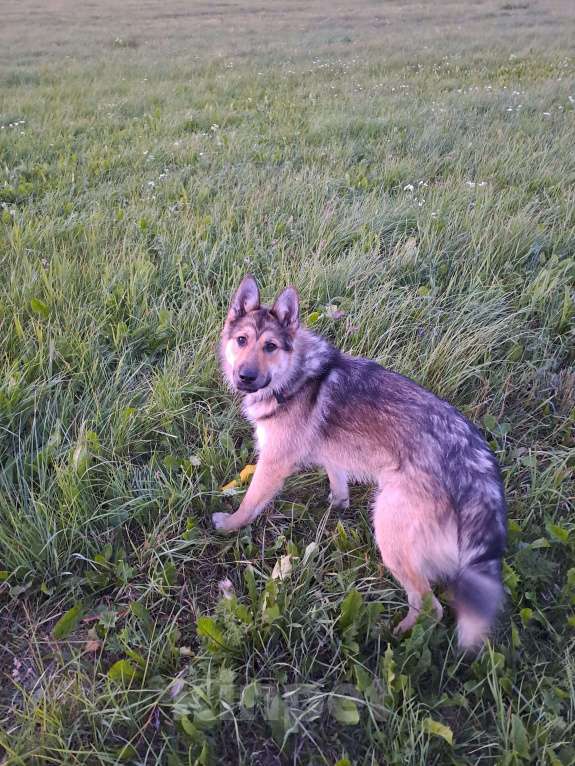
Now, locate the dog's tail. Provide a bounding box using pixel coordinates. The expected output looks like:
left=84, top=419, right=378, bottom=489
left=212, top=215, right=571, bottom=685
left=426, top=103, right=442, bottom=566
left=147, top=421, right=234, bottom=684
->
left=453, top=486, right=507, bottom=651
left=453, top=553, right=505, bottom=650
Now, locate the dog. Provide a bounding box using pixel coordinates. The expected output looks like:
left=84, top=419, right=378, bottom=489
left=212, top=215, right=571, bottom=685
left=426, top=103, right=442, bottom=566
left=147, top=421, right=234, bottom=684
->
left=213, top=275, right=507, bottom=650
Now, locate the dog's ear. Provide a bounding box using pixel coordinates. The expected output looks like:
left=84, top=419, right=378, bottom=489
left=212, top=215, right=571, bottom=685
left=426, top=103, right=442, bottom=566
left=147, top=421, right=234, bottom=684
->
left=228, top=275, right=260, bottom=321
left=272, top=286, right=299, bottom=331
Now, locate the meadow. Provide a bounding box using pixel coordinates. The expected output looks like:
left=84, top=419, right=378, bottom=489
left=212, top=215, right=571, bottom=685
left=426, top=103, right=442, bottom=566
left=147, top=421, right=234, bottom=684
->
left=1, top=0, right=574, bottom=763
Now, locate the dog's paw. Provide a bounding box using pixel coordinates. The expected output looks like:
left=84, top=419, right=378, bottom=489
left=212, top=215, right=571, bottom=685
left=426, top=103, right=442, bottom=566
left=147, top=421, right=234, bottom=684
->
left=393, top=616, right=414, bottom=636
left=328, top=492, right=350, bottom=511
left=212, top=512, right=231, bottom=532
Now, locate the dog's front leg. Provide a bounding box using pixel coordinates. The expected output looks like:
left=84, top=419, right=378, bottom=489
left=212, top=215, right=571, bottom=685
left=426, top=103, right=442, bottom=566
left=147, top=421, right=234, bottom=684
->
left=212, top=456, right=293, bottom=533
left=326, top=465, right=350, bottom=510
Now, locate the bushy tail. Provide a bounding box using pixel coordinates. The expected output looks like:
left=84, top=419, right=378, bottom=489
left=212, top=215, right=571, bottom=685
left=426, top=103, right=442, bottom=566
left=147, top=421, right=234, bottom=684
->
left=453, top=555, right=505, bottom=651
left=442, top=422, right=507, bottom=650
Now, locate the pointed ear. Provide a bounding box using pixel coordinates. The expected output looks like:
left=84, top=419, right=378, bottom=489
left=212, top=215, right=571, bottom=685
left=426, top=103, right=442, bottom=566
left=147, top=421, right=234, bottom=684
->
left=227, top=275, right=260, bottom=321
left=272, top=286, right=299, bottom=331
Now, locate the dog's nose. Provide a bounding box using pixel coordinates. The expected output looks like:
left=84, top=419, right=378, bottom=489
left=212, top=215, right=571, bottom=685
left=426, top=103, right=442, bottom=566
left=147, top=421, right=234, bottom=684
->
left=239, top=368, right=258, bottom=383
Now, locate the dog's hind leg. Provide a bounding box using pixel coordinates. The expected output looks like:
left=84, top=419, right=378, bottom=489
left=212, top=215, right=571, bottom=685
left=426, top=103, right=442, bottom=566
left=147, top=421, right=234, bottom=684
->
left=392, top=572, right=442, bottom=634
left=372, top=484, right=443, bottom=633
left=324, top=464, right=349, bottom=510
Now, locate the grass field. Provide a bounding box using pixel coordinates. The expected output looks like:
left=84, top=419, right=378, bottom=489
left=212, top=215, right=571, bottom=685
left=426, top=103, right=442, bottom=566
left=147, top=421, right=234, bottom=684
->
left=1, top=0, right=575, bottom=763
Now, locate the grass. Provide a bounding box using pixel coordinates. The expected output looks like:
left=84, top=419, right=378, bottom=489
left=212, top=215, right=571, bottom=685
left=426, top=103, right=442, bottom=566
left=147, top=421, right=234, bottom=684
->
left=1, top=0, right=574, bottom=763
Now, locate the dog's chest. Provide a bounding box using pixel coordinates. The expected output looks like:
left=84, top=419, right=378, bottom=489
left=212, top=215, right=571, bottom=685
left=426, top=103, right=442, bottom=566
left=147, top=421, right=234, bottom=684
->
left=255, top=423, right=267, bottom=450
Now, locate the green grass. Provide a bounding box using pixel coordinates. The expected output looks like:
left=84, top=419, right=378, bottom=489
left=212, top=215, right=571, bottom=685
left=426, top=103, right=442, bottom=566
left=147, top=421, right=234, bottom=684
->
left=1, top=0, right=574, bottom=763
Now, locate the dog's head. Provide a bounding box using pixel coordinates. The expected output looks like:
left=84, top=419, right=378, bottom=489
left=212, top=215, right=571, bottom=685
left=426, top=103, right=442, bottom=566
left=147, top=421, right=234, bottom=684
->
left=220, top=275, right=299, bottom=395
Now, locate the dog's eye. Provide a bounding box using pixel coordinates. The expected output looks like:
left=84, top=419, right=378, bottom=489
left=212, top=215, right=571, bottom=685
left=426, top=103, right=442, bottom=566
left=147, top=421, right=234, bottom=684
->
left=237, top=336, right=247, bottom=347
left=263, top=341, right=277, bottom=353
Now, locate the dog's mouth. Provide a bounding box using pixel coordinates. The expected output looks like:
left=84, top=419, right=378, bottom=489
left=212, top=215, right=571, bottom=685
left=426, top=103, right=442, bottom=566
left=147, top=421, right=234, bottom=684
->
left=236, top=376, right=271, bottom=394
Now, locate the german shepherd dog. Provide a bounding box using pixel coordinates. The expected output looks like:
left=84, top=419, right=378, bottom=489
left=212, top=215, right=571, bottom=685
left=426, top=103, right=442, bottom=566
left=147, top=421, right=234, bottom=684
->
left=214, top=275, right=507, bottom=649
